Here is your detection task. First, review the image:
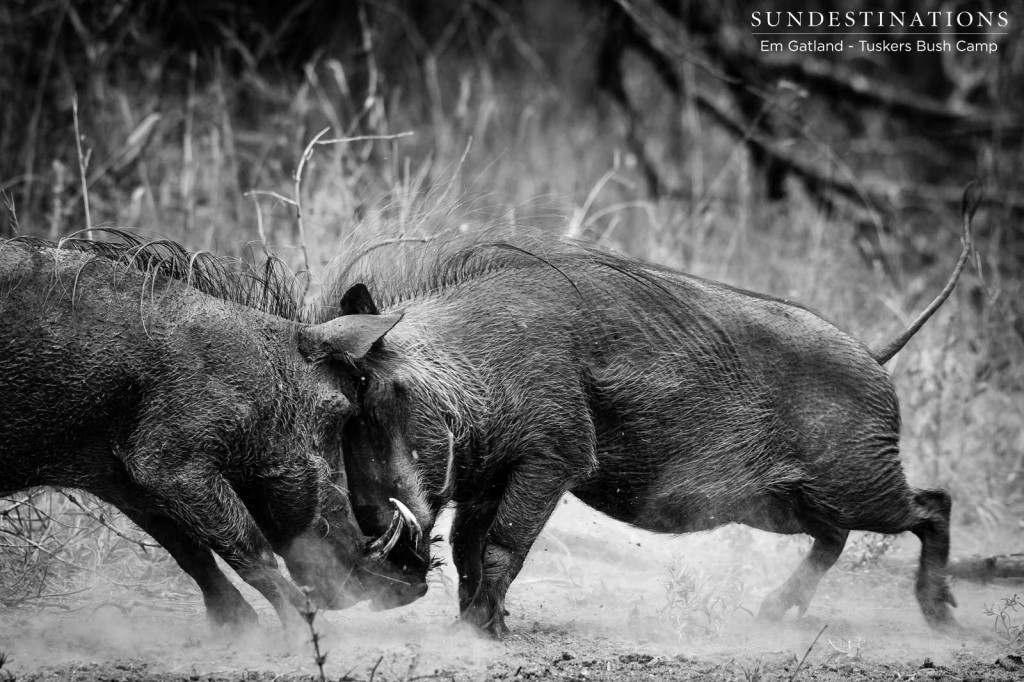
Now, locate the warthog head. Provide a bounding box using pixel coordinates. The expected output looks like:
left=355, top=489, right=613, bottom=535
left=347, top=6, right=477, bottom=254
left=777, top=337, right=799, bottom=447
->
left=287, top=296, right=430, bottom=610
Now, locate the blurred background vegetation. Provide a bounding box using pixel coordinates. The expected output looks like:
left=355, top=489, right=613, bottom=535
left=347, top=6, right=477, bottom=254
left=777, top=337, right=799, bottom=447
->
left=0, top=0, right=1022, bottom=608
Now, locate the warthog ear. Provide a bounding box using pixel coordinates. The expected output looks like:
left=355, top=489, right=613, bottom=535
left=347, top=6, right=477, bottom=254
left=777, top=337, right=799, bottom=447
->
left=299, top=312, right=404, bottom=361
left=339, top=283, right=379, bottom=316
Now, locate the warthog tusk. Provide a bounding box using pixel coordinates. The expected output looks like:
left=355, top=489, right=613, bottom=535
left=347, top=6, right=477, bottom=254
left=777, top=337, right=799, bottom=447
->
left=388, top=497, right=423, bottom=547
left=366, top=509, right=403, bottom=560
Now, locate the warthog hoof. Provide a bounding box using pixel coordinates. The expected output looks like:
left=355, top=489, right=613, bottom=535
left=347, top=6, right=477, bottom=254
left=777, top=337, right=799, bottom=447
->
left=206, top=595, right=261, bottom=630
left=757, top=585, right=810, bottom=622
left=460, top=601, right=510, bottom=640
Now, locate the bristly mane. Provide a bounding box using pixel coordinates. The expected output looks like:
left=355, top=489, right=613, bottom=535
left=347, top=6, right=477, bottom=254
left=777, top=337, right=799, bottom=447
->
left=15, top=228, right=307, bottom=321
left=318, top=228, right=580, bottom=317
left=317, top=227, right=826, bottom=381
left=317, top=225, right=816, bottom=327
left=319, top=227, right=707, bottom=319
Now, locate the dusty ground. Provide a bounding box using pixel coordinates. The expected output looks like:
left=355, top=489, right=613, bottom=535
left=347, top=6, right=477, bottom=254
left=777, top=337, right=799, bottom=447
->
left=2, top=497, right=1022, bottom=681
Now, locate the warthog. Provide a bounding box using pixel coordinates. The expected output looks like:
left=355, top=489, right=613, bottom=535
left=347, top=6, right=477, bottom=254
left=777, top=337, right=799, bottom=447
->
left=0, top=232, right=426, bottom=635
left=318, top=197, right=977, bottom=638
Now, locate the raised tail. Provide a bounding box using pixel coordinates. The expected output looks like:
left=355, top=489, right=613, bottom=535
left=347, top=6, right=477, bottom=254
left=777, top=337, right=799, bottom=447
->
left=872, top=184, right=981, bottom=365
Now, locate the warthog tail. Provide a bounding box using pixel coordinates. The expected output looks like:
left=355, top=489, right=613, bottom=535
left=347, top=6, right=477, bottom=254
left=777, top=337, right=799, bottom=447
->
left=871, top=184, right=981, bottom=365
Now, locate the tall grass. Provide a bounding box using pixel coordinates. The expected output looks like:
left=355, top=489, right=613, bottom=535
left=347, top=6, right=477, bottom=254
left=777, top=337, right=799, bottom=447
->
left=1, top=3, right=1021, bottom=609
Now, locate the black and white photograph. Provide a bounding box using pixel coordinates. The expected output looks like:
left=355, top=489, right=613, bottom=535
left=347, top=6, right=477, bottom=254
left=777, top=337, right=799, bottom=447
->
left=1, top=1, right=1021, bottom=679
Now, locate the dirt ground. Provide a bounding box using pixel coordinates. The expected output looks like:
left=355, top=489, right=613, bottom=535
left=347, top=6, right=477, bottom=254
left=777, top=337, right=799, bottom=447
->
left=2, top=497, right=1022, bottom=681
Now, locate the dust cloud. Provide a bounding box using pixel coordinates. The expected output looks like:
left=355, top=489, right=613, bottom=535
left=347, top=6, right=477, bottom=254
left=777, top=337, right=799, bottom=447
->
left=0, top=496, right=1011, bottom=679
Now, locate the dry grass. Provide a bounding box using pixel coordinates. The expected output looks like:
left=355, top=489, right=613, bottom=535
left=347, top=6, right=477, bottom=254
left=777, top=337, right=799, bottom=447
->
left=0, top=492, right=188, bottom=610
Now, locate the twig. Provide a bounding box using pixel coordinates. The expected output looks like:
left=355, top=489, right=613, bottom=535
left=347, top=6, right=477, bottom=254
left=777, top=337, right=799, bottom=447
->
left=316, top=131, right=414, bottom=146
left=301, top=588, right=327, bottom=682
left=60, top=493, right=160, bottom=550
left=0, top=532, right=148, bottom=590
left=292, top=128, right=415, bottom=281
left=292, top=126, right=333, bottom=280
left=244, top=190, right=297, bottom=207
left=368, top=654, right=384, bottom=682
left=0, top=586, right=89, bottom=609
left=789, top=624, right=827, bottom=682
left=71, top=94, right=92, bottom=238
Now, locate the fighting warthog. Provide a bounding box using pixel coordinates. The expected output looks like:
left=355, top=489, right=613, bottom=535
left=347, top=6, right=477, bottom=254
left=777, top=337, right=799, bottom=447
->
left=0, top=232, right=425, bottom=634
left=319, top=197, right=977, bottom=638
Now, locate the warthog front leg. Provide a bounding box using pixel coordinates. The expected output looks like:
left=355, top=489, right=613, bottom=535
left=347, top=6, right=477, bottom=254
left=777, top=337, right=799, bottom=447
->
left=124, top=458, right=310, bottom=639
left=96, top=473, right=261, bottom=631
left=121, top=508, right=260, bottom=629
left=451, top=498, right=500, bottom=623
left=453, top=461, right=576, bottom=638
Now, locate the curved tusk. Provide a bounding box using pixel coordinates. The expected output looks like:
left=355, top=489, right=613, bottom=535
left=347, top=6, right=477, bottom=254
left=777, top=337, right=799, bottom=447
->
left=365, top=509, right=403, bottom=560
left=389, top=497, right=423, bottom=546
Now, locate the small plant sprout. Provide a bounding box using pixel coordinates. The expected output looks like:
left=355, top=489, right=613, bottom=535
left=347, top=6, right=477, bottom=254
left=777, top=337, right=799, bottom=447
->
left=983, top=594, right=1024, bottom=648
left=735, top=658, right=765, bottom=682
left=826, top=636, right=865, bottom=664
left=658, top=562, right=752, bottom=640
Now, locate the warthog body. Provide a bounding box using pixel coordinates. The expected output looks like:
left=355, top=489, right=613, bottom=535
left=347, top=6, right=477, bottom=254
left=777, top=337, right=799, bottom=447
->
left=0, top=234, right=423, bottom=634
left=322, top=215, right=972, bottom=637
